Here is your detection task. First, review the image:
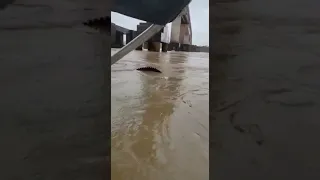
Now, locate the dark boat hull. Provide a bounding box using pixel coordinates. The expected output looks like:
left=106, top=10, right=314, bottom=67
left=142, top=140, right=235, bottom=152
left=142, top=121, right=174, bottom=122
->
left=112, top=0, right=191, bottom=25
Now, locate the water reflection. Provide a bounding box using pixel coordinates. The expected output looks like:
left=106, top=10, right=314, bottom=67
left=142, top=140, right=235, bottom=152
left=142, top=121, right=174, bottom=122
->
left=111, top=50, right=208, bottom=180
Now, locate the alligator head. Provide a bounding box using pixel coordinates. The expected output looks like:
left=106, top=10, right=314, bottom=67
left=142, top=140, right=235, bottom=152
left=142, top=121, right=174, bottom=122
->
left=83, top=16, right=110, bottom=35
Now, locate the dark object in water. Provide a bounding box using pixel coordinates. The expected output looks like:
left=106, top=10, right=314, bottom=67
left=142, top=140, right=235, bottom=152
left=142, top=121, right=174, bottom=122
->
left=83, top=16, right=110, bottom=34
left=136, top=66, right=162, bottom=73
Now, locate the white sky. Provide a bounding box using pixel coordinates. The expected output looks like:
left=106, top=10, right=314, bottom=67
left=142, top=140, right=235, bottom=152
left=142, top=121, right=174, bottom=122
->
left=111, top=0, right=209, bottom=46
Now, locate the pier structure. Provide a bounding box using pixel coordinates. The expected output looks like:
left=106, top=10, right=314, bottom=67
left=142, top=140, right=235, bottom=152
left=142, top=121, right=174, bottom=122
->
left=112, top=5, right=209, bottom=52
left=168, top=6, right=192, bottom=51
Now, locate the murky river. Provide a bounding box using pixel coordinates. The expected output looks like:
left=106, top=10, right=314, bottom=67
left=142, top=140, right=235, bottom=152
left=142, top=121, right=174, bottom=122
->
left=111, top=49, right=209, bottom=180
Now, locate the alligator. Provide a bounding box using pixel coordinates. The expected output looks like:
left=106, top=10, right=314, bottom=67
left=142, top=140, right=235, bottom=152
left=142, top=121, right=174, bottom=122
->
left=136, top=66, right=162, bottom=73
left=83, top=16, right=110, bottom=34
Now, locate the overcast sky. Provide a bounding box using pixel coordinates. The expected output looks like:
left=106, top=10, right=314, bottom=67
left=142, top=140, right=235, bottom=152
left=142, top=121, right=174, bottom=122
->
left=111, top=0, right=209, bottom=46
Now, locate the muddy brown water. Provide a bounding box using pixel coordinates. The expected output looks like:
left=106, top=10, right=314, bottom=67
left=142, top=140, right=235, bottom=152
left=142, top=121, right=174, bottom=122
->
left=111, top=49, right=209, bottom=180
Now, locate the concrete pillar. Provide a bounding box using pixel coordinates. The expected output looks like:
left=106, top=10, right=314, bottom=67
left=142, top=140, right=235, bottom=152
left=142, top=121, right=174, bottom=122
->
left=170, top=17, right=181, bottom=43
left=112, top=30, right=124, bottom=48
left=116, top=31, right=123, bottom=46
left=179, top=24, right=189, bottom=43
left=147, top=42, right=153, bottom=51
left=162, top=43, right=168, bottom=52
left=143, top=42, right=148, bottom=49
left=154, top=42, right=161, bottom=52
left=126, top=30, right=135, bottom=44
left=148, top=42, right=161, bottom=52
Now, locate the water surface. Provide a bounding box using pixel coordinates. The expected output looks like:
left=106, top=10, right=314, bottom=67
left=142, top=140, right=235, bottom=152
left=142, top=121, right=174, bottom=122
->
left=111, top=49, right=209, bottom=180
